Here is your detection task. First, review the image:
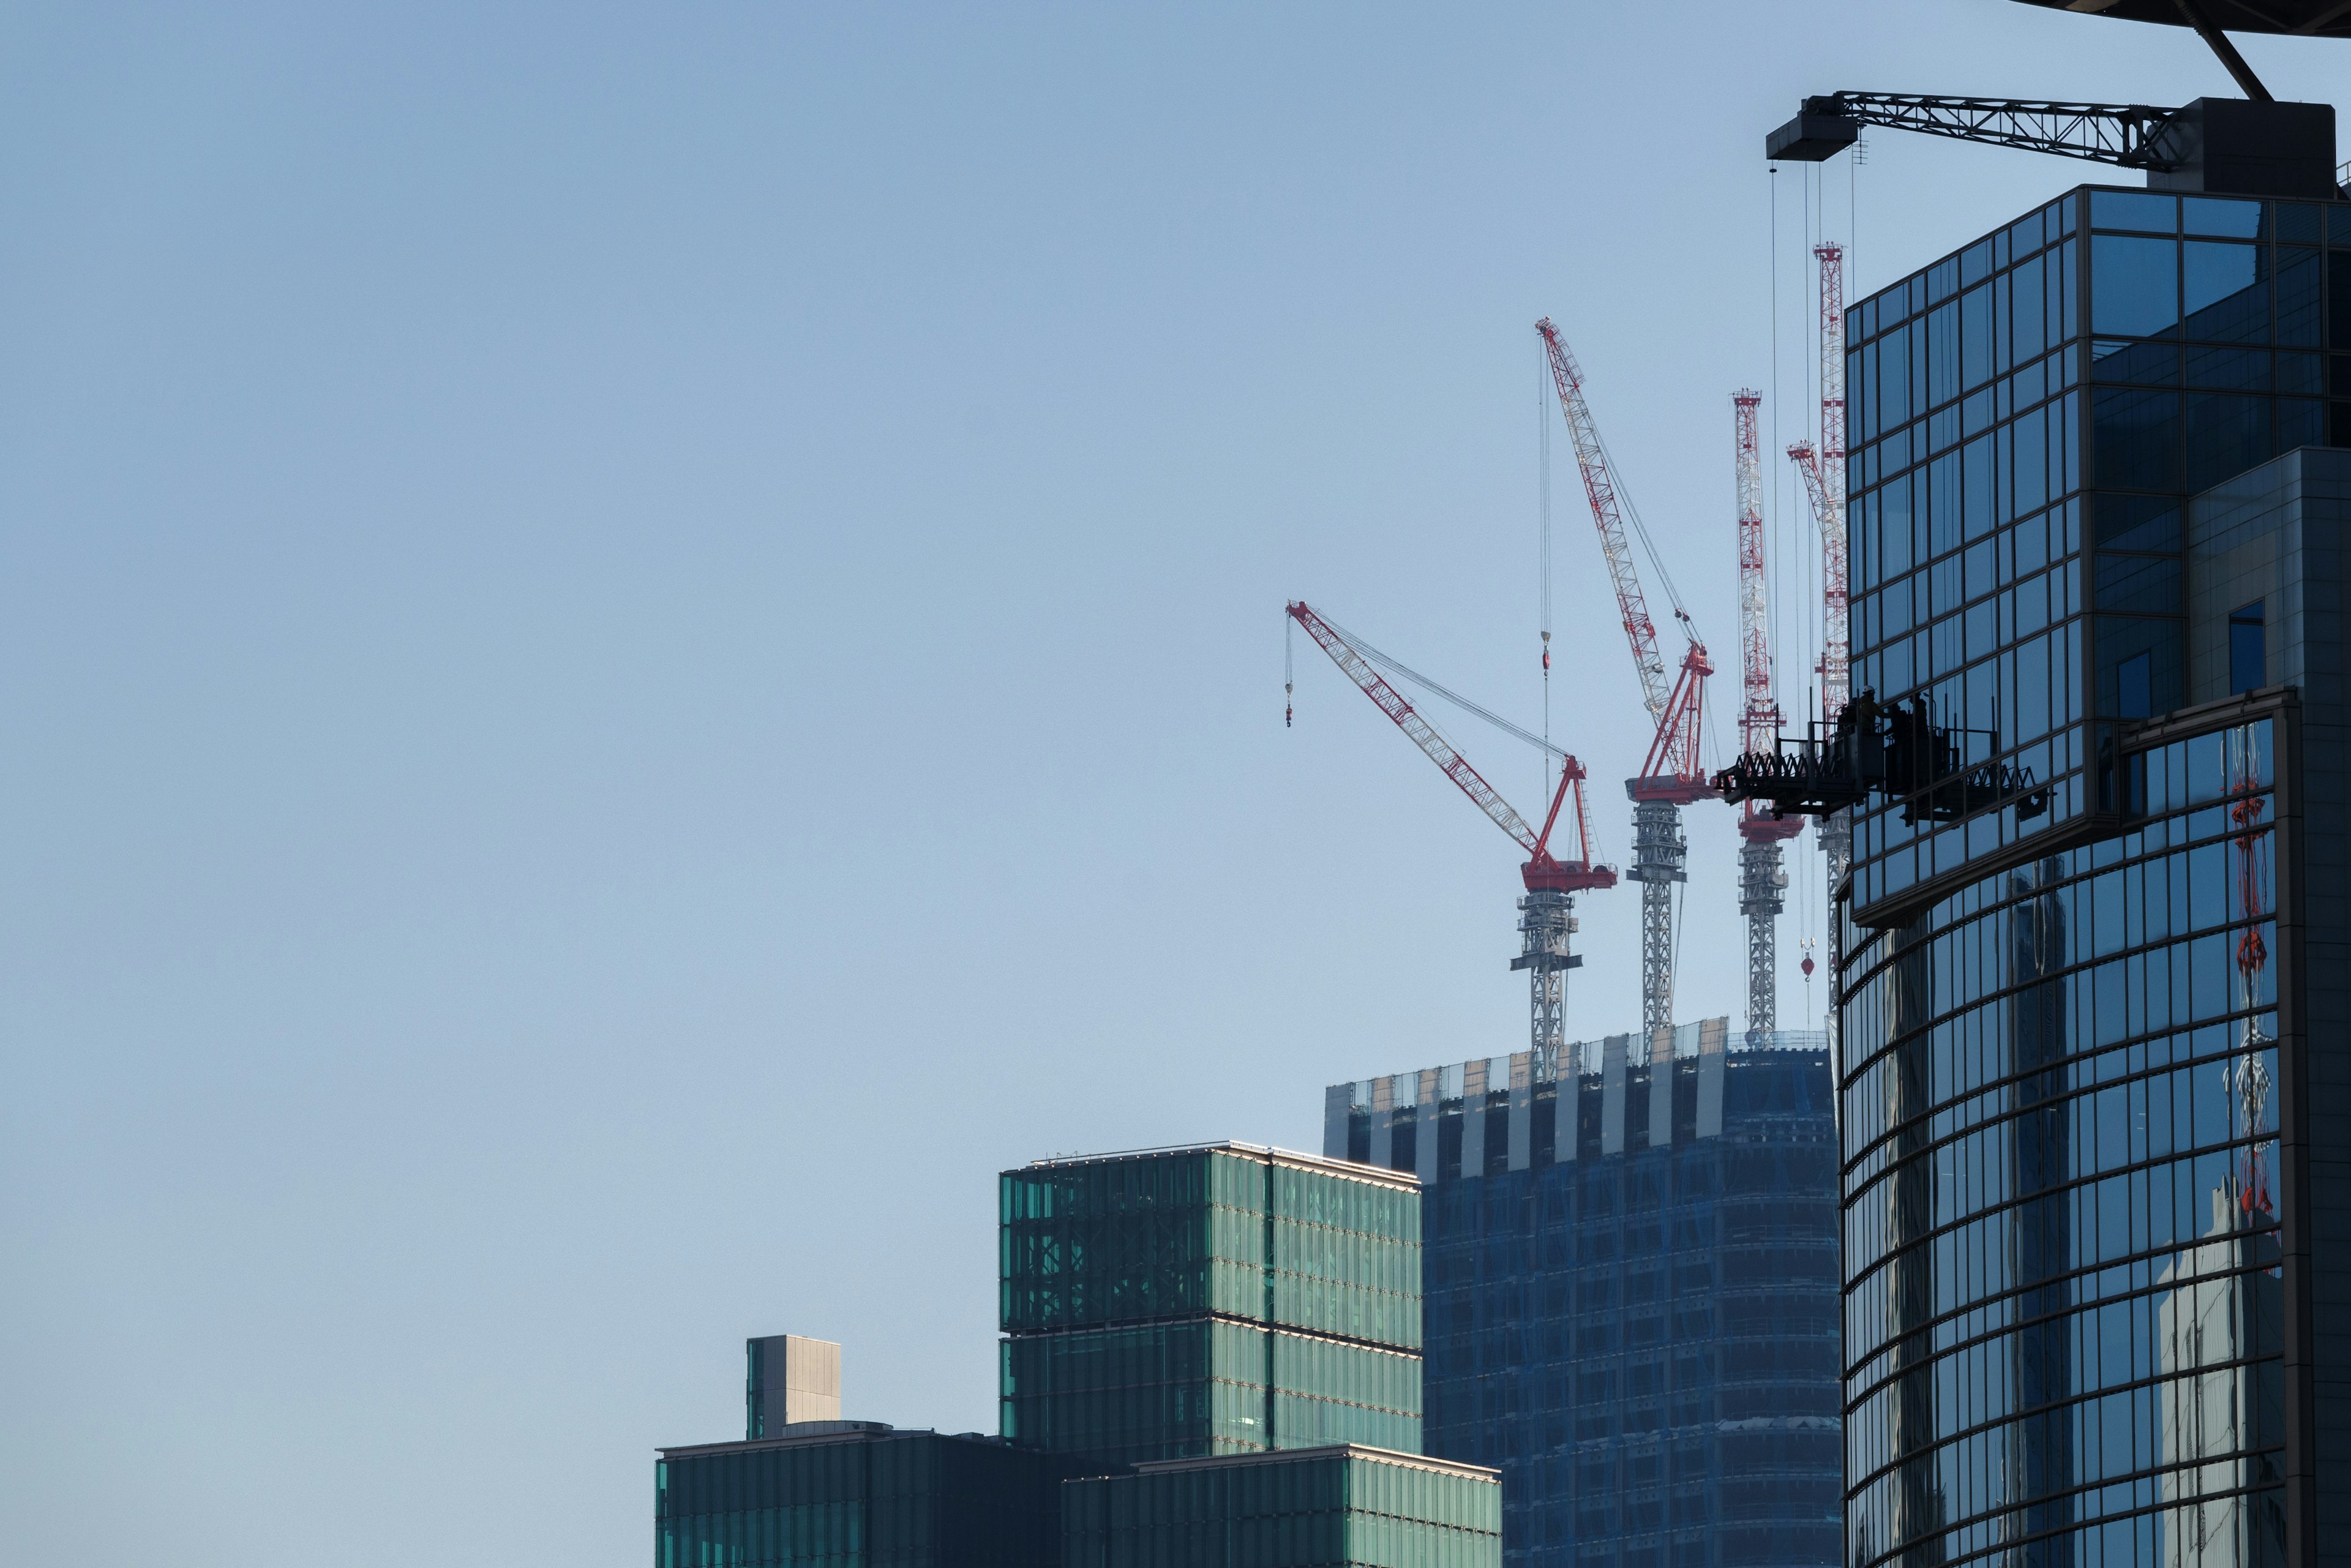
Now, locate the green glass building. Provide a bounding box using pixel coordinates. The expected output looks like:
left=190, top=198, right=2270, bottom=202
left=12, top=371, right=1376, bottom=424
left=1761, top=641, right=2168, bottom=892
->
left=1062, top=1442, right=1504, bottom=1568
left=654, top=1422, right=1067, bottom=1568
left=999, top=1143, right=1425, bottom=1471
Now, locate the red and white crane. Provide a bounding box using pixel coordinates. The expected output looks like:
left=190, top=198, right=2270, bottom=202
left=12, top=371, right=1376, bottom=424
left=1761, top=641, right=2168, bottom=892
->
left=1536, top=319, right=1712, bottom=1038
left=1733, top=391, right=1804, bottom=1041
left=1787, top=241, right=1850, bottom=1058
left=1286, top=601, right=1616, bottom=1068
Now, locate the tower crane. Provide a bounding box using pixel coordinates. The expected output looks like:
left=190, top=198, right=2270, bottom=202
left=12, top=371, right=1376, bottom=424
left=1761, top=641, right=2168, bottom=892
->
left=1733, top=390, right=1803, bottom=1044
left=1286, top=601, right=1618, bottom=1072
left=1785, top=242, right=1849, bottom=1065
left=1535, top=320, right=1713, bottom=1038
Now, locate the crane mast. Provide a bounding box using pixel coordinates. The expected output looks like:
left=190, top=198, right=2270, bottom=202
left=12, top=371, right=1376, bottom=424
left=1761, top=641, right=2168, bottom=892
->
left=1537, top=320, right=1712, bottom=1038
left=1786, top=242, right=1850, bottom=1065
left=1733, top=391, right=1802, bottom=1042
left=1286, top=601, right=1617, bottom=1071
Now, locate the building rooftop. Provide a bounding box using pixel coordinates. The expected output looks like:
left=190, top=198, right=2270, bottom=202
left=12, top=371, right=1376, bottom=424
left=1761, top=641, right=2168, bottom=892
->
left=657, top=1422, right=1008, bottom=1461
left=1018, top=1139, right=1419, bottom=1191
left=1128, top=1442, right=1498, bottom=1482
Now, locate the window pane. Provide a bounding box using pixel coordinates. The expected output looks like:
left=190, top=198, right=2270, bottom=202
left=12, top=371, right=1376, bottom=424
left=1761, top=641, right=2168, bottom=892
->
left=2091, top=190, right=2177, bottom=233
left=2092, top=388, right=2181, bottom=490
left=2277, top=247, right=2321, bottom=346
left=2185, top=345, right=2269, bottom=391
left=2181, top=196, right=2262, bottom=238
left=2184, top=392, right=2271, bottom=491
left=2093, top=236, right=2180, bottom=339
left=2183, top=240, right=2268, bottom=343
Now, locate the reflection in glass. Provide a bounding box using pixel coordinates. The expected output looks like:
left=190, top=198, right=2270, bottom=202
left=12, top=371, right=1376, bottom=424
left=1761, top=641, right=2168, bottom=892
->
left=2184, top=242, right=2270, bottom=345
left=2093, top=235, right=2181, bottom=339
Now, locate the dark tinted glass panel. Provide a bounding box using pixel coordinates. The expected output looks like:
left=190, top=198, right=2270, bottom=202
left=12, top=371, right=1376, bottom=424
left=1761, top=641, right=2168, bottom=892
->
left=2277, top=247, right=2320, bottom=345
left=2094, top=553, right=2181, bottom=615
left=2275, top=202, right=2320, bottom=242
left=2093, top=235, right=2180, bottom=339
left=2092, top=493, right=2180, bottom=553
left=2092, top=338, right=2179, bottom=384
left=2231, top=602, right=2266, bottom=693
left=2186, top=393, right=2273, bottom=491
left=2278, top=351, right=2322, bottom=395
left=2092, top=387, right=2180, bottom=490
left=2186, top=345, right=2269, bottom=390
left=2280, top=397, right=2324, bottom=452
left=2329, top=253, right=2351, bottom=348
left=2183, top=241, right=2268, bottom=343
left=2331, top=204, right=2351, bottom=245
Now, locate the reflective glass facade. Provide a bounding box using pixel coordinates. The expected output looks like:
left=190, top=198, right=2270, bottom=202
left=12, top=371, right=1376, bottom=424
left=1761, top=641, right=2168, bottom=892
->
left=1845, top=188, right=2351, bottom=921
left=654, top=1427, right=1067, bottom=1568
left=1000, top=1144, right=1425, bottom=1471
left=1327, top=1024, right=1842, bottom=1567
left=1062, top=1444, right=1502, bottom=1568
left=1838, top=182, right=2351, bottom=1568
left=1840, top=718, right=2286, bottom=1567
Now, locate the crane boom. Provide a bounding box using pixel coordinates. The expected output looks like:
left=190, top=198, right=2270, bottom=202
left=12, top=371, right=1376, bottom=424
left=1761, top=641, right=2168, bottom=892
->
left=1535, top=320, right=1668, bottom=722
left=1287, top=601, right=1540, bottom=853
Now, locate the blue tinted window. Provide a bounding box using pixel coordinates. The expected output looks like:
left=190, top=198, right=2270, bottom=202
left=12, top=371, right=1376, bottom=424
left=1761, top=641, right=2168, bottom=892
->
left=2186, top=345, right=2270, bottom=390
left=2185, top=392, right=2272, bottom=491
left=1962, top=283, right=1995, bottom=388
left=2012, top=254, right=2047, bottom=364
left=1927, top=302, right=1960, bottom=406
left=1962, top=239, right=1993, bottom=287
left=2278, top=351, right=2322, bottom=395
left=2183, top=241, right=2268, bottom=343
left=2093, top=236, right=2180, bottom=339
left=2094, top=553, right=2180, bottom=615
left=2092, top=388, right=2181, bottom=490
left=2230, top=602, right=2266, bottom=692
left=2092, top=339, right=2179, bottom=384
left=1878, top=329, right=1909, bottom=430
left=2093, top=493, right=2180, bottom=553
left=2276, top=203, right=2320, bottom=242
left=2280, top=396, right=2324, bottom=452
left=2277, top=249, right=2321, bottom=347
left=2181, top=197, right=2263, bottom=238
left=2091, top=190, right=2176, bottom=233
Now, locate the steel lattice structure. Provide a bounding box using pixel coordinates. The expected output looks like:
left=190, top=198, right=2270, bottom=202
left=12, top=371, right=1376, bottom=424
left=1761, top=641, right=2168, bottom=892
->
left=1537, top=320, right=1713, bottom=1037
left=1733, top=391, right=1799, bottom=1040
left=1788, top=245, right=1851, bottom=1068
left=1286, top=600, right=1616, bottom=1070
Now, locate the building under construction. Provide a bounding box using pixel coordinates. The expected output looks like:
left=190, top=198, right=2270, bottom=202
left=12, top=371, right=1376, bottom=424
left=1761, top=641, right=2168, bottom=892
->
left=1324, top=1024, right=1841, bottom=1568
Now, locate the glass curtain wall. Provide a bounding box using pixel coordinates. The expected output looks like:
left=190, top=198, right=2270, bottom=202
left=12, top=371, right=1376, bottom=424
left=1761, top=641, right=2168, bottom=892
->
left=1000, top=1147, right=1424, bottom=1471
left=1844, top=188, right=2349, bottom=921
left=654, top=1433, right=1067, bottom=1568
left=1415, top=1049, right=1842, bottom=1567
left=1839, top=718, right=2284, bottom=1567
left=1060, top=1450, right=1504, bottom=1568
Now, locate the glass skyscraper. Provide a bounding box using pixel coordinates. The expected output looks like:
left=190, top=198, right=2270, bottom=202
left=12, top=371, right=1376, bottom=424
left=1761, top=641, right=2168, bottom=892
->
left=998, top=1143, right=1425, bottom=1472
left=1325, top=1021, right=1843, bottom=1567
left=1835, top=181, right=2351, bottom=1566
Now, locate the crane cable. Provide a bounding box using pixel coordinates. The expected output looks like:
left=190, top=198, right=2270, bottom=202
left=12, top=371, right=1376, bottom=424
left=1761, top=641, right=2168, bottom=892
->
left=1306, top=609, right=1573, bottom=763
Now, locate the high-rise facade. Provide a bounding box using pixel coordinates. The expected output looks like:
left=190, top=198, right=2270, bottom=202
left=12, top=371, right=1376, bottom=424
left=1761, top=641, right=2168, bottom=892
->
left=997, top=1143, right=1425, bottom=1472
left=1836, top=181, right=2351, bottom=1566
left=1325, top=1021, right=1843, bottom=1567
left=1062, top=1443, right=1504, bottom=1568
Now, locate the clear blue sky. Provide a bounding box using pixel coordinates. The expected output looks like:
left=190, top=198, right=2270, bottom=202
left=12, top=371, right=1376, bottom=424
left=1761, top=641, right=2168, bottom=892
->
left=3, top=4, right=2339, bottom=1562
